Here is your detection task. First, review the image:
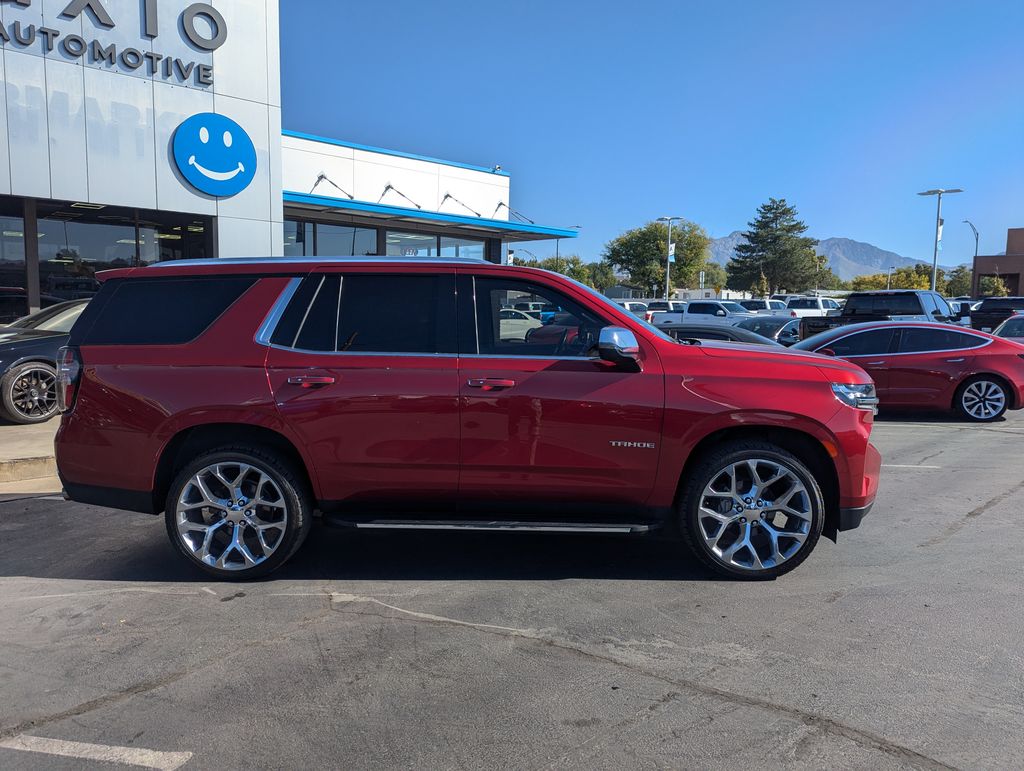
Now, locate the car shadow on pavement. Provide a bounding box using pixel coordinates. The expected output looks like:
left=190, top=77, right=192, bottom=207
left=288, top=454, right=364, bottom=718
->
left=0, top=513, right=722, bottom=583
left=874, top=410, right=1005, bottom=424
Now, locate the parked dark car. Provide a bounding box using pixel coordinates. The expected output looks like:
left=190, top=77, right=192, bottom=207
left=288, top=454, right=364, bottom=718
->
left=970, top=297, right=1024, bottom=333
left=0, top=300, right=89, bottom=423
left=734, top=316, right=802, bottom=345
left=794, top=321, right=1024, bottom=422
left=0, top=287, right=65, bottom=325
left=657, top=323, right=784, bottom=346
left=56, top=257, right=880, bottom=581
left=801, top=290, right=954, bottom=339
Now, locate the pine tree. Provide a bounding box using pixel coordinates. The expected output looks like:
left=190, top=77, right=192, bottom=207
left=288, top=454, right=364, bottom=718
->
left=726, top=198, right=820, bottom=294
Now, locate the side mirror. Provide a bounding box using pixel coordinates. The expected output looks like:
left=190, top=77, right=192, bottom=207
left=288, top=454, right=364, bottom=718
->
left=716, top=309, right=726, bottom=317
left=597, top=327, right=641, bottom=370
left=818, top=347, right=837, bottom=357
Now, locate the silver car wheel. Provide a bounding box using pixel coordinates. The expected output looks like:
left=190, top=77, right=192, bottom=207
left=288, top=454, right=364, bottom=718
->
left=175, top=462, right=288, bottom=571
left=9, top=366, right=57, bottom=420
left=961, top=380, right=1006, bottom=420
left=697, top=459, right=812, bottom=572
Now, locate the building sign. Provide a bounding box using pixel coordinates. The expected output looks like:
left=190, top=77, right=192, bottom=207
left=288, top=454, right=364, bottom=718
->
left=0, top=0, right=226, bottom=86
left=173, top=113, right=257, bottom=197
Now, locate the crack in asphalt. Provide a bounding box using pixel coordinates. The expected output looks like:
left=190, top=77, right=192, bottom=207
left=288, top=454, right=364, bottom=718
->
left=326, top=593, right=958, bottom=771
left=918, top=479, right=1024, bottom=549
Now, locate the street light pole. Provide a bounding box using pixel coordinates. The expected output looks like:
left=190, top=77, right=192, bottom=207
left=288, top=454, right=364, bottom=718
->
left=917, top=188, right=963, bottom=291
left=886, top=266, right=895, bottom=290
left=657, top=216, right=683, bottom=301
left=963, top=219, right=979, bottom=262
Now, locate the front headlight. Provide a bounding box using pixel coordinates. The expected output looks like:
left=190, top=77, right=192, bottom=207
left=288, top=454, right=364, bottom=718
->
left=831, top=382, right=879, bottom=413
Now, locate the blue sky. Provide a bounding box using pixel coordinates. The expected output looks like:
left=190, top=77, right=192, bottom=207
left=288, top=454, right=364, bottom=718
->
left=281, top=1, right=1023, bottom=267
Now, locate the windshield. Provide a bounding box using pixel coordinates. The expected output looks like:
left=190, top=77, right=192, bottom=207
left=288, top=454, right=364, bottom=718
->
left=997, top=316, right=1024, bottom=337
left=9, top=302, right=86, bottom=332
left=737, top=316, right=789, bottom=334
left=720, top=302, right=747, bottom=314
left=565, top=278, right=677, bottom=343
left=979, top=297, right=1024, bottom=311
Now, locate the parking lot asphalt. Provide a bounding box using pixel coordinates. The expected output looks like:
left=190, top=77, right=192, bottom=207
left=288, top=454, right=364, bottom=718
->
left=2, top=412, right=1023, bottom=770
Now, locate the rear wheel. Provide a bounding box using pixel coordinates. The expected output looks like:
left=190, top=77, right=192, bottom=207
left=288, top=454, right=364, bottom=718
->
left=955, top=377, right=1008, bottom=422
left=164, top=445, right=313, bottom=580
left=1, top=362, right=58, bottom=424
left=678, top=441, right=824, bottom=579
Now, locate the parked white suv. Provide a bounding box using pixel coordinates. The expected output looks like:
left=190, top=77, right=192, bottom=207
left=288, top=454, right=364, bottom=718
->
left=651, top=300, right=755, bottom=325
left=782, top=296, right=842, bottom=318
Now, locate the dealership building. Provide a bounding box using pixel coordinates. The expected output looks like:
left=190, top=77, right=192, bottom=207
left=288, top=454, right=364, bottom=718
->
left=0, top=0, right=576, bottom=320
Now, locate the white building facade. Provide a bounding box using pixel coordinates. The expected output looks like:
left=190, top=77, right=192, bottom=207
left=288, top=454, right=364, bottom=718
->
left=0, top=0, right=574, bottom=321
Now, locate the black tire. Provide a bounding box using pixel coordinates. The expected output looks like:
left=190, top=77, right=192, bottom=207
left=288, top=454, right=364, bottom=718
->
left=164, top=445, right=313, bottom=580
left=954, top=376, right=1009, bottom=422
left=1, top=362, right=58, bottom=424
left=678, top=440, right=824, bottom=580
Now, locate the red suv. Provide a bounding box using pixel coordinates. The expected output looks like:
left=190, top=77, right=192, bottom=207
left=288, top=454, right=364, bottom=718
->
left=55, top=258, right=881, bottom=580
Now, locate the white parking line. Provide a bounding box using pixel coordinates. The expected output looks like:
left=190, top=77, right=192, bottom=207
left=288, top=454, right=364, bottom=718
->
left=0, top=734, right=191, bottom=770
left=882, top=464, right=942, bottom=469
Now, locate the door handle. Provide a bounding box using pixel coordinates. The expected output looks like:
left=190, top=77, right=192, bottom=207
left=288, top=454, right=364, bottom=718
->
left=864, top=361, right=887, bottom=366
left=287, top=375, right=335, bottom=388
left=467, top=378, right=516, bottom=391
left=945, top=358, right=965, bottom=363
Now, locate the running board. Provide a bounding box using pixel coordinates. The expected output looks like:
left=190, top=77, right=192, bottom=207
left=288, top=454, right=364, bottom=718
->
left=322, top=518, right=657, bottom=534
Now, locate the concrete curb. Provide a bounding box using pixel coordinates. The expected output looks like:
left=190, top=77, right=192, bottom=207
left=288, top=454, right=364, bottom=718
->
left=0, top=456, right=58, bottom=484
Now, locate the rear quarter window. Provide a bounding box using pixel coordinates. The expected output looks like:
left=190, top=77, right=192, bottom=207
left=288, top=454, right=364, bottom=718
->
left=73, top=276, right=256, bottom=346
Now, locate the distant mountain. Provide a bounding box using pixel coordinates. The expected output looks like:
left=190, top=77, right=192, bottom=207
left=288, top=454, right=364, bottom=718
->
left=708, top=231, right=934, bottom=281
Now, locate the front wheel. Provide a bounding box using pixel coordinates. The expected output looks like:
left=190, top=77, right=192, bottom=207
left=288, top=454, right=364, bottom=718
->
left=678, top=441, right=824, bottom=579
left=1, top=362, right=58, bottom=424
left=165, top=446, right=313, bottom=580
left=955, top=377, right=1008, bottom=422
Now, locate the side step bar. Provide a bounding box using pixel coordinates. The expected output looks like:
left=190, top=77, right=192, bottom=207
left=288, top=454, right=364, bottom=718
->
left=323, top=518, right=657, bottom=534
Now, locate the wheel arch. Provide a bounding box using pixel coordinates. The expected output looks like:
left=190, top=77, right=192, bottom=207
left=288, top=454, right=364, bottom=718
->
left=675, top=425, right=842, bottom=542
left=954, top=371, right=1019, bottom=411
left=153, top=423, right=316, bottom=515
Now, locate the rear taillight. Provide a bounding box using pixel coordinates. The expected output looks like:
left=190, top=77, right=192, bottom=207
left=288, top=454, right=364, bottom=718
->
left=56, top=346, right=82, bottom=414
left=791, top=310, right=798, bottom=317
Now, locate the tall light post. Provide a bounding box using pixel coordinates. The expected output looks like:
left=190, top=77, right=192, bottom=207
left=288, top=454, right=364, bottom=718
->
left=886, top=266, right=895, bottom=290
left=917, top=188, right=963, bottom=291
left=657, top=216, right=683, bottom=300
left=963, top=219, right=979, bottom=262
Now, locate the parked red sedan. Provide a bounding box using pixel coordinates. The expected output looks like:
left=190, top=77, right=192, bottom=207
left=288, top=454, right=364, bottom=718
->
left=794, top=321, right=1024, bottom=422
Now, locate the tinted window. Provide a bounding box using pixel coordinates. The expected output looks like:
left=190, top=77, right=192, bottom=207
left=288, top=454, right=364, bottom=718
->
left=78, top=277, right=255, bottom=345
left=898, top=328, right=987, bottom=353
left=737, top=317, right=788, bottom=335
left=920, top=293, right=938, bottom=315
left=933, top=295, right=952, bottom=317
left=688, top=303, right=719, bottom=315
left=788, top=298, right=819, bottom=309
left=473, top=277, right=609, bottom=357
left=978, top=298, right=1024, bottom=311
left=845, top=294, right=922, bottom=316
left=739, top=300, right=763, bottom=311
left=826, top=329, right=895, bottom=356
left=272, top=273, right=456, bottom=354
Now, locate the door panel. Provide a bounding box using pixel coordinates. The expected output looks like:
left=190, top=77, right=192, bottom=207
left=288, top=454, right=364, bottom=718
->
left=883, top=353, right=969, bottom=406
left=459, top=357, right=664, bottom=514
left=268, top=351, right=460, bottom=508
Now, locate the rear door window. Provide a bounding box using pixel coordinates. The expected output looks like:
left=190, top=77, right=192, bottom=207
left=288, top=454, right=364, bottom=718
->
left=897, top=328, right=988, bottom=353
left=687, top=303, right=718, bottom=315
left=270, top=273, right=456, bottom=354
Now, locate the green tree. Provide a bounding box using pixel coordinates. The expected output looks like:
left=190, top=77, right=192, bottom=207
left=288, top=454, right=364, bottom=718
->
left=945, top=265, right=973, bottom=297
left=585, top=260, right=618, bottom=292
left=750, top=270, right=770, bottom=298
left=602, top=219, right=710, bottom=296
left=726, top=199, right=820, bottom=293
left=980, top=275, right=1010, bottom=297
left=700, top=260, right=729, bottom=292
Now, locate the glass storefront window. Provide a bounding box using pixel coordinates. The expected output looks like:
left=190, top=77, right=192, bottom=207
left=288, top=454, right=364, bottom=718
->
left=284, top=219, right=313, bottom=256
left=316, top=223, right=376, bottom=256
left=387, top=231, right=437, bottom=257
left=0, top=210, right=28, bottom=323
left=440, top=236, right=485, bottom=260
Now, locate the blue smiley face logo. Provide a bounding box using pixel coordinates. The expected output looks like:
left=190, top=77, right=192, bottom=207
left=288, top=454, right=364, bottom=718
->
left=172, top=113, right=257, bottom=197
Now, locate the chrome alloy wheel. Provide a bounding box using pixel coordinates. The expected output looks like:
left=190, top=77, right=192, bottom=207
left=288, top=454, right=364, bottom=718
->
left=697, top=459, right=812, bottom=572
left=961, top=380, right=1006, bottom=420
left=10, top=367, right=57, bottom=419
left=175, top=462, right=288, bottom=571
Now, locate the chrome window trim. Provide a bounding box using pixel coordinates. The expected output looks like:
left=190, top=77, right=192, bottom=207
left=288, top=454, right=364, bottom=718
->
left=254, top=277, right=302, bottom=346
